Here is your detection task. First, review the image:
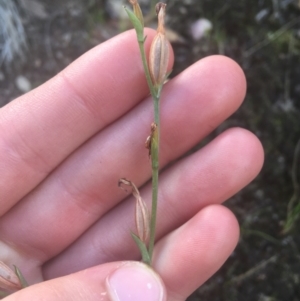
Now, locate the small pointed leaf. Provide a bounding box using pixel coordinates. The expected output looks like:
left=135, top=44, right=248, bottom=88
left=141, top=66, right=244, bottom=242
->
left=124, top=6, right=144, bottom=42
left=14, top=266, right=28, bottom=288
left=0, top=261, right=22, bottom=291
left=131, top=232, right=151, bottom=265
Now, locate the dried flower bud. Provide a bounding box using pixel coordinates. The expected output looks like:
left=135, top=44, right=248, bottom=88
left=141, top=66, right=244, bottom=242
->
left=145, top=122, right=157, bottom=158
left=119, top=178, right=150, bottom=243
left=0, top=261, right=22, bottom=291
left=149, top=3, right=169, bottom=87
left=155, top=2, right=166, bottom=16
left=129, top=0, right=144, bottom=27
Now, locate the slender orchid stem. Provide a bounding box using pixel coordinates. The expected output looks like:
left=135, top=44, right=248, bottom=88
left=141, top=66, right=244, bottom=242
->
left=124, top=3, right=168, bottom=265
left=138, top=39, right=162, bottom=263
left=148, top=91, right=161, bottom=261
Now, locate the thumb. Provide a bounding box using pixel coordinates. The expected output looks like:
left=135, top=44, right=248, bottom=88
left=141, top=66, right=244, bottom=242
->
left=106, top=261, right=166, bottom=301
left=4, top=262, right=166, bottom=301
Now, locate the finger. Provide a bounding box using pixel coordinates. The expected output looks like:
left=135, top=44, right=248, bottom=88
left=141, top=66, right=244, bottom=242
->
left=4, top=262, right=167, bottom=301
left=0, top=56, right=246, bottom=264
left=153, top=205, right=239, bottom=301
left=44, top=127, right=263, bottom=278
left=0, top=28, right=169, bottom=215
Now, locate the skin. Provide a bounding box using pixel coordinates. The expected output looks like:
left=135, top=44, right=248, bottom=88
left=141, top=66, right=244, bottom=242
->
left=0, top=29, right=264, bottom=300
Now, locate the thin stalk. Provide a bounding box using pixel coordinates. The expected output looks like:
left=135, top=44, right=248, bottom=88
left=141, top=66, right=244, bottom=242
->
left=125, top=4, right=166, bottom=265
left=138, top=37, right=163, bottom=264
left=148, top=91, right=161, bottom=261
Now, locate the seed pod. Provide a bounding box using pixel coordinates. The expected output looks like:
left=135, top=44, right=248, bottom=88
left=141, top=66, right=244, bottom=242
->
left=149, top=3, right=169, bottom=87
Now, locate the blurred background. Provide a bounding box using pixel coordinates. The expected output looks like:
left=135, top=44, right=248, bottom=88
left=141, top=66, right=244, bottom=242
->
left=0, top=0, right=300, bottom=300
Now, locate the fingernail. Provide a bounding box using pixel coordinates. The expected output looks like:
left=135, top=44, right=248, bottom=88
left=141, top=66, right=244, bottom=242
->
left=106, top=262, right=166, bottom=301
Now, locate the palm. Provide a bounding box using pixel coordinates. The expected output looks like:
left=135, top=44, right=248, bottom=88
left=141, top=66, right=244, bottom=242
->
left=0, top=29, right=263, bottom=300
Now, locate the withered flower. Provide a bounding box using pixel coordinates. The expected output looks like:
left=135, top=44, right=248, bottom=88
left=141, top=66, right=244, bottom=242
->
left=119, top=178, right=150, bottom=243
left=149, top=3, right=169, bottom=88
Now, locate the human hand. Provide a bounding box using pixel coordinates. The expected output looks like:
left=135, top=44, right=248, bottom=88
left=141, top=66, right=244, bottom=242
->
left=0, top=29, right=263, bottom=300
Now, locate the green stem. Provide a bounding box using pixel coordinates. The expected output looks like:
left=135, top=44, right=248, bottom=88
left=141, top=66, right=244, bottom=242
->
left=148, top=92, right=161, bottom=262
left=138, top=40, right=158, bottom=98
left=138, top=36, right=162, bottom=264
left=126, top=7, right=163, bottom=264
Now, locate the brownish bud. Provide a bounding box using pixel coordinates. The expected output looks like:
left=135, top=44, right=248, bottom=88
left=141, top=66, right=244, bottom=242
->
left=145, top=122, right=157, bottom=158
left=149, top=3, right=169, bottom=87
left=0, top=261, right=22, bottom=291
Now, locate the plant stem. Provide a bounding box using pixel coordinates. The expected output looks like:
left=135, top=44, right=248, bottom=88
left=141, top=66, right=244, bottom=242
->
left=125, top=3, right=169, bottom=266
left=138, top=37, right=162, bottom=264
left=148, top=91, right=161, bottom=262
left=127, top=6, right=163, bottom=264
left=138, top=40, right=158, bottom=99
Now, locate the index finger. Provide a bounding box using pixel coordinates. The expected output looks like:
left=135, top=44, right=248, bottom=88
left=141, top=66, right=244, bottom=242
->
left=0, top=29, right=173, bottom=215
